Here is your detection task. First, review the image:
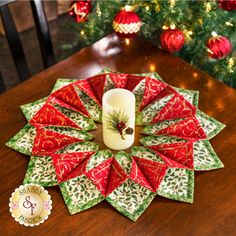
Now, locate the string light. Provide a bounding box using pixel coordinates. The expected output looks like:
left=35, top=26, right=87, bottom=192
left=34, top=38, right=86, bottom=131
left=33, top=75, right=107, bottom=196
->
left=204, top=2, right=212, bottom=12
left=207, top=48, right=214, bottom=55
left=125, top=38, right=130, bottom=46
left=184, top=30, right=193, bottom=36
left=162, top=25, right=169, bottom=30
left=193, top=72, right=198, bottom=78
left=184, top=30, right=193, bottom=42
left=96, top=3, right=101, bottom=16
left=162, top=24, right=176, bottom=30
left=211, top=31, right=218, bottom=38
left=226, top=21, right=233, bottom=27
left=198, top=18, right=203, bottom=25
left=169, top=0, right=176, bottom=12
left=156, top=2, right=161, bottom=12
left=169, top=0, right=176, bottom=7
left=228, top=58, right=235, bottom=73
left=149, top=63, right=156, bottom=72
left=124, top=5, right=135, bottom=11
left=80, top=30, right=85, bottom=36
left=228, top=58, right=234, bottom=66
left=206, top=79, right=213, bottom=88
left=97, top=10, right=101, bottom=16
left=146, top=5, right=150, bottom=11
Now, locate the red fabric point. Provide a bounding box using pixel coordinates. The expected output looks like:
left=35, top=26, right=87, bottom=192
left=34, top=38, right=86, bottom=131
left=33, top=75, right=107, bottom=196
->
left=140, top=77, right=167, bottom=111
left=155, top=87, right=176, bottom=100
left=156, top=117, right=207, bottom=141
left=106, top=159, right=127, bottom=196
left=88, top=74, right=107, bottom=105
left=48, top=84, right=90, bottom=117
left=130, top=159, right=154, bottom=192
left=86, top=158, right=113, bottom=197
left=132, top=156, right=167, bottom=192
left=52, top=151, right=95, bottom=183
left=86, top=158, right=127, bottom=197
left=30, top=103, right=80, bottom=128
left=148, top=142, right=194, bottom=170
left=108, top=73, right=128, bottom=88
left=152, top=93, right=196, bottom=123
left=32, top=128, right=82, bottom=156
left=74, top=79, right=101, bottom=106
left=125, top=74, right=145, bottom=91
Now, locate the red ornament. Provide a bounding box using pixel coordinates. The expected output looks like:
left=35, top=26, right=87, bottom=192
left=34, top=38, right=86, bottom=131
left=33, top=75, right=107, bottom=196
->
left=218, top=0, right=236, bottom=11
left=206, top=34, right=232, bottom=60
left=69, top=0, right=92, bottom=23
left=160, top=28, right=185, bottom=53
left=113, top=6, right=142, bottom=38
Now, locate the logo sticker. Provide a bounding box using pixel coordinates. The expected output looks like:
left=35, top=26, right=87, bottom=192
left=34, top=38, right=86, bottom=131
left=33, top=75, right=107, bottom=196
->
left=9, top=184, right=52, bottom=226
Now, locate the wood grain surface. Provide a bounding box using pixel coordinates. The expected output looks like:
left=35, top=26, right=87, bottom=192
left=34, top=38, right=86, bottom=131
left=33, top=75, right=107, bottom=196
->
left=0, top=34, right=235, bottom=235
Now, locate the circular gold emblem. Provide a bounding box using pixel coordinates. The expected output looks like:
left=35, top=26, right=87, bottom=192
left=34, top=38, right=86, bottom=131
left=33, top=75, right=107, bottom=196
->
left=9, top=184, right=52, bottom=226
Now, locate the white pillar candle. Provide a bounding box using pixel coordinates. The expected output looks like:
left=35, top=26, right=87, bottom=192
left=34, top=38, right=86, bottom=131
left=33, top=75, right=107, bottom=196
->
left=102, top=88, right=135, bottom=150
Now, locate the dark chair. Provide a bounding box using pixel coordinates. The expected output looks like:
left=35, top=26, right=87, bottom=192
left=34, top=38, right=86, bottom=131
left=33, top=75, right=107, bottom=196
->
left=0, top=70, right=5, bottom=93
left=0, top=0, right=56, bottom=92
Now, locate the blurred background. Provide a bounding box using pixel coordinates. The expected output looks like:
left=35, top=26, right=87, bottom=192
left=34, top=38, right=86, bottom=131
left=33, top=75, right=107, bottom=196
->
left=0, top=0, right=235, bottom=91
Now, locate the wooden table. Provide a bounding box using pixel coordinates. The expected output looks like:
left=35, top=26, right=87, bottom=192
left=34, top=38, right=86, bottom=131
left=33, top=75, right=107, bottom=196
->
left=0, top=34, right=236, bottom=235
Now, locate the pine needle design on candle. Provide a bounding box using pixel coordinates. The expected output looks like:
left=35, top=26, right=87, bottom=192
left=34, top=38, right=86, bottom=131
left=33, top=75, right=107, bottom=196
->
left=105, top=110, right=134, bottom=140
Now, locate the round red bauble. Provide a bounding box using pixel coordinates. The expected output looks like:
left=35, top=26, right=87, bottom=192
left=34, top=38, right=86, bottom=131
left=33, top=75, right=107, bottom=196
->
left=69, top=0, right=92, bottom=23
left=206, top=35, right=232, bottom=60
left=218, top=0, right=236, bottom=11
left=160, top=28, right=185, bottom=53
left=113, top=6, right=142, bottom=38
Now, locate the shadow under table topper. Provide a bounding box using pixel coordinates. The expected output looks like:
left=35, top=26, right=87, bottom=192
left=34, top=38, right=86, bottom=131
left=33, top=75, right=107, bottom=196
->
left=6, top=68, right=225, bottom=221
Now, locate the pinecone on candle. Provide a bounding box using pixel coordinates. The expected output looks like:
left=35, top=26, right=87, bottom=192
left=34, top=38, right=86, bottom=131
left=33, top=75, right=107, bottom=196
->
left=125, top=127, right=134, bottom=135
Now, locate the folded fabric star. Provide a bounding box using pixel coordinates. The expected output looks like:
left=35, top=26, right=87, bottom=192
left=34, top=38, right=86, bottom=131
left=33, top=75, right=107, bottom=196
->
left=5, top=69, right=225, bottom=222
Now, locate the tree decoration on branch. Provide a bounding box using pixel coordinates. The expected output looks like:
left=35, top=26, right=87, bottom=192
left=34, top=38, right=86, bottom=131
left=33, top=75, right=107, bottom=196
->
left=218, top=0, right=236, bottom=11
left=160, top=27, right=185, bottom=53
left=69, top=0, right=92, bottom=23
left=113, top=5, right=142, bottom=38
left=105, top=110, right=133, bottom=140
left=206, top=32, right=232, bottom=60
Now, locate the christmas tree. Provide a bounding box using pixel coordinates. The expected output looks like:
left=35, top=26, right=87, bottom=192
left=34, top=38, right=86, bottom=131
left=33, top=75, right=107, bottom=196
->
left=64, top=0, right=236, bottom=87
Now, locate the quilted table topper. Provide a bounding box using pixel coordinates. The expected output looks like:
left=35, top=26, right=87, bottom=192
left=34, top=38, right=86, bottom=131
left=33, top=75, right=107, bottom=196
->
left=6, top=69, right=225, bottom=221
